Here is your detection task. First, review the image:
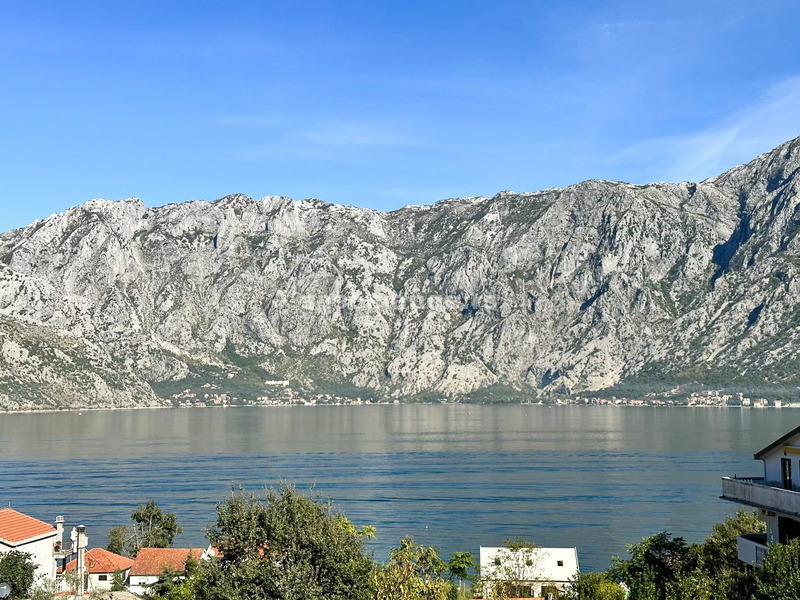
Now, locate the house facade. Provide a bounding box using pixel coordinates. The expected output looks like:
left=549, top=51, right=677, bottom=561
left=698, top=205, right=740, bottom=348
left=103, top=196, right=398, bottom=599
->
left=128, top=547, right=205, bottom=595
left=0, top=508, right=59, bottom=581
left=721, top=424, right=800, bottom=566
left=479, top=545, right=579, bottom=598
left=62, top=547, right=134, bottom=591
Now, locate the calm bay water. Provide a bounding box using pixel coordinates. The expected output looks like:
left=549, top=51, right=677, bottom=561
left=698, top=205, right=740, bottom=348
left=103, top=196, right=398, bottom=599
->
left=0, top=405, right=789, bottom=571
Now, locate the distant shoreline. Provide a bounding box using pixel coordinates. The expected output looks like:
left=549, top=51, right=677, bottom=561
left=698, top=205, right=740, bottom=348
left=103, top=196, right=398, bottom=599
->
left=0, top=402, right=793, bottom=415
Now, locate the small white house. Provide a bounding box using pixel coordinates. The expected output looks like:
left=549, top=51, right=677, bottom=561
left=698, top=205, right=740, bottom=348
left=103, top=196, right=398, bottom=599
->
left=0, top=508, right=59, bottom=582
left=128, top=547, right=206, bottom=595
left=480, top=545, right=579, bottom=598
left=62, top=547, right=134, bottom=591
left=722, top=424, right=800, bottom=566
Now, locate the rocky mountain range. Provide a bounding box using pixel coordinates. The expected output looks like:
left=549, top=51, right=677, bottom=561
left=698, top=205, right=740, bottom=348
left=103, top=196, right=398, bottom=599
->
left=2, top=135, right=800, bottom=410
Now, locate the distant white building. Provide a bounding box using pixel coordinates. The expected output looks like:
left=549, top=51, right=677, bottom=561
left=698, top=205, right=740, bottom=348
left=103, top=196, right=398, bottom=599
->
left=479, top=545, right=579, bottom=598
left=0, top=508, right=59, bottom=581
left=722, top=424, right=800, bottom=566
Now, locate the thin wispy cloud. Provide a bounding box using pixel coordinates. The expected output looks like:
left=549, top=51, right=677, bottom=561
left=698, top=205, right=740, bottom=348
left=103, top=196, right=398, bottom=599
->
left=220, top=116, right=293, bottom=128
left=596, top=19, right=658, bottom=40
left=224, top=116, right=418, bottom=156
left=606, top=76, right=800, bottom=183
left=299, top=120, right=416, bottom=148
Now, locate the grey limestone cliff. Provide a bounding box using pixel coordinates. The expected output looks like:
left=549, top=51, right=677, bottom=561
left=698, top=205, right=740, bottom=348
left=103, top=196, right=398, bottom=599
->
left=2, top=135, right=800, bottom=409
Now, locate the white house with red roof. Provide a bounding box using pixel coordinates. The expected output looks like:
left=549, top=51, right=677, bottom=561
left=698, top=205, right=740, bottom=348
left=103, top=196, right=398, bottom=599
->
left=0, top=508, right=59, bottom=581
left=62, top=547, right=134, bottom=591
left=128, top=547, right=206, bottom=595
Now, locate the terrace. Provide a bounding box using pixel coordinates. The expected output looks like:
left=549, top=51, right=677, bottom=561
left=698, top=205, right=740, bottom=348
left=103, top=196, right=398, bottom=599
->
left=737, top=533, right=768, bottom=567
left=721, top=476, right=800, bottom=518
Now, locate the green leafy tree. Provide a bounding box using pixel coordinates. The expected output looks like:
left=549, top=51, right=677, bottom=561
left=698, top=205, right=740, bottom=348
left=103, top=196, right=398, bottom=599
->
left=110, top=568, right=127, bottom=592
left=0, top=550, right=35, bottom=599
left=146, top=554, right=201, bottom=600
left=697, top=509, right=761, bottom=599
left=28, top=578, right=58, bottom=600
left=541, top=583, right=562, bottom=599
left=107, top=500, right=182, bottom=558
left=146, top=567, right=187, bottom=600
left=196, top=483, right=375, bottom=600
left=665, top=567, right=714, bottom=600
left=107, top=525, right=128, bottom=556
left=62, top=569, right=111, bottom=599
left=628, top=570, right=658, bottom=600
left=447, top=551, right=477, bottom=594
left=131, top=500, right=183, bottom=550
left=564, top=572, right=625, bottom=600
left=702, top=509, right=764, bottom=568
left=754, top=538, right=800, bottom=600
left=609, top=532, right=691, bottom=600
left=373, top=536, right=455, bottom=600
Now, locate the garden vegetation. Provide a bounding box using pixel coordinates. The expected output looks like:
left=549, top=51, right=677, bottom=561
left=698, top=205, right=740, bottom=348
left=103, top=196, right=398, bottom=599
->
left=2, top=486, right=799, bottom=599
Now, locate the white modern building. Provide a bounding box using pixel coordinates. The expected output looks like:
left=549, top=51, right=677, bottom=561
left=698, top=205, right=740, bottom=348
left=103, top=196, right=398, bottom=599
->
left=0, top=508, right=60, bottom=582
left=722, top=424, right=800, bottom=567
left=479, top=545, right=579, bottom=598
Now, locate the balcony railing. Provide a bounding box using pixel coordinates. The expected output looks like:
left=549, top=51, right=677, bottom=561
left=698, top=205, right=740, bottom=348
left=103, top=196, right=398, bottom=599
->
left=737, top=533, right=769, bottom=567
left=721, top=476, right=800, bottom=517
left=731, top=476, right=766, bottom=484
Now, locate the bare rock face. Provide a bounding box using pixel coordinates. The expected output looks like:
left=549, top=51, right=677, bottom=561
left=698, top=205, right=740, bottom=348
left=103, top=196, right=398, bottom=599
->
left=2, top=136, right=800, bottom=409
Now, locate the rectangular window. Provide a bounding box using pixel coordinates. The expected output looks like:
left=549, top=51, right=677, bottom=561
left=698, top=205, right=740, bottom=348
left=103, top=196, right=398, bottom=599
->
left=783, top=457, right=793, bottom=490
left=557, top=560, right=563, bottom=566
left=98, top=575, right=108, bottom=581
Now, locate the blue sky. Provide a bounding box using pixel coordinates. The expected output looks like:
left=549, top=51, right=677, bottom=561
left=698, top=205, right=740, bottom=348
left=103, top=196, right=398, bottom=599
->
left=2, top=0, right=800, bottom=230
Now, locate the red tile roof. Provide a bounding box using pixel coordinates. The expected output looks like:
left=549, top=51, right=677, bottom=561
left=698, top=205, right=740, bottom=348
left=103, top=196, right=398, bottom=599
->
left=129, top=548, right=204, bottom=576
left=0, top=508, right=56, bottom=544
left=64, top=548, right=134, bottom=574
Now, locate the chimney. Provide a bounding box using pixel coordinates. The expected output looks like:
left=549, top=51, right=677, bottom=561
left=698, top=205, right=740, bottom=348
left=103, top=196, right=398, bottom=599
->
left=76, top=525, right=87, bottom=596
left=55, top=516, right=64, bottom=551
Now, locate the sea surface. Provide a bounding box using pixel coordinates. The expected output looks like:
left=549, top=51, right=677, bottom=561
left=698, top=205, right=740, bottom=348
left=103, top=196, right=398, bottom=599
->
left=0, top=405, right=789, bottom=572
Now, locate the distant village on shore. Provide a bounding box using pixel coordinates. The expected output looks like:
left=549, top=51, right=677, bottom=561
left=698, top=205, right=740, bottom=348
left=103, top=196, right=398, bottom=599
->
left=166, top=380, right=793, bottom=409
